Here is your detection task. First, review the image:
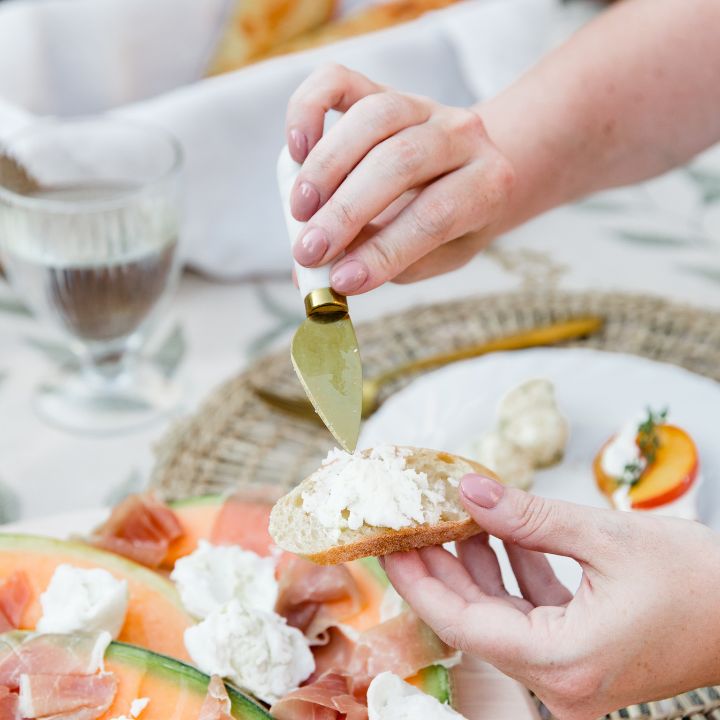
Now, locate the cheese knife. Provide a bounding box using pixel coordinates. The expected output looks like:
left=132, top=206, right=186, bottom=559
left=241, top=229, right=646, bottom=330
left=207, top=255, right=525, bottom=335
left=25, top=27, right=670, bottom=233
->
left=276, top=145, right=363, bottom=452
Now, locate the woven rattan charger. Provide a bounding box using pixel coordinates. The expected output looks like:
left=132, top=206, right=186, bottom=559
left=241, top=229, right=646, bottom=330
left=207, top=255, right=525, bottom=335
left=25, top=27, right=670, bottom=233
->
left=150, top=289, right=720, bottom=720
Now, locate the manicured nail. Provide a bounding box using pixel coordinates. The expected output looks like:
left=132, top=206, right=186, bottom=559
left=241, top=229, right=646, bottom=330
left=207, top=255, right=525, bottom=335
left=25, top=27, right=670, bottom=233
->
left=288, top=128, right=308, bottom=161
left=331, top=260, right=368, bottom=293
left=461, top=474, right=504, bottom=509
left=291, top=181, right=321, bottom=220
left=294, top=227, right=328, bottom=266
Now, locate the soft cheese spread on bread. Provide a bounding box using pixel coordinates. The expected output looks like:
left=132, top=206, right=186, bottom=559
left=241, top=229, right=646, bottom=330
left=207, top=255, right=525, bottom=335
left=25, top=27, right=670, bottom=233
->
left=300, top=447, right=449, bottom=540
left=270, top=446, right=488, bottom=564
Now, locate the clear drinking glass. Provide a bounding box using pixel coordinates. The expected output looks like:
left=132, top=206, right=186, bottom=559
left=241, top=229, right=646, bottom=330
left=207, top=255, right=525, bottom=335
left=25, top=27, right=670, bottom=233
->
left=0, top=118, right=183, bottom=433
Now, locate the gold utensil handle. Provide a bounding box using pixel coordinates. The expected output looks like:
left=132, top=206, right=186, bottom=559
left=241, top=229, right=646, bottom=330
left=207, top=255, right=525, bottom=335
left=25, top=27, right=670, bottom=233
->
left=375, top=315, right=603, bottom=387
left=252, top=315, right=604, bottom=423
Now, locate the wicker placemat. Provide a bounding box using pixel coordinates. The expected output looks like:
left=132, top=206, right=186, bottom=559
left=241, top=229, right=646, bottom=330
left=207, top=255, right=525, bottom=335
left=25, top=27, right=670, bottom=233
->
left=149, top=288, right=720, bottom=720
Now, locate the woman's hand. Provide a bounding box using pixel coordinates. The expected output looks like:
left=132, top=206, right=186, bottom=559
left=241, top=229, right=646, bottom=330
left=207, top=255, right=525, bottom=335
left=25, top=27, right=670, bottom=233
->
left=285, top=64, right=515, bottom=294
left=383, top=473, right=720, bottom=720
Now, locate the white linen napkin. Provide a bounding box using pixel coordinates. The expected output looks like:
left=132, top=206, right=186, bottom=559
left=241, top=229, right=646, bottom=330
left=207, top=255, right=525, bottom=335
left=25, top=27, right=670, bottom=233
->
left=0, top=0, right=600, bottom=278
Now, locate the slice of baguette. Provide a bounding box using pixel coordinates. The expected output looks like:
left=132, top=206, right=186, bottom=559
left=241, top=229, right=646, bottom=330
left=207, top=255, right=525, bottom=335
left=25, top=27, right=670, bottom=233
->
left=206, top=0, right=336, bottom=76
left=269, top=447, right=495, bottom=565
left=251, top=0, right=463, bottom=65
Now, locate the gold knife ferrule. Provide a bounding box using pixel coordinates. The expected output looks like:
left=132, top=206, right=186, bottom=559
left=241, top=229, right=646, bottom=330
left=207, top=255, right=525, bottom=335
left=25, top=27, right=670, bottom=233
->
left=304, top=288, right=348, bottom=317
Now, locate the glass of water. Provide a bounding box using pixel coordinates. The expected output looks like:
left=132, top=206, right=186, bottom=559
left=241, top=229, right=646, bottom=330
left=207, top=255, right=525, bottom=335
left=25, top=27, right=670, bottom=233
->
left=0, top=118, right=183, bottom=433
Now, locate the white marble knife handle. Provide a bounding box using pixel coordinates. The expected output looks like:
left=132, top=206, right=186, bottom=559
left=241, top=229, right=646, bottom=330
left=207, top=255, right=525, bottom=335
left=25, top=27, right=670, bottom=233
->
left=277, top=145, right=332, bottom=303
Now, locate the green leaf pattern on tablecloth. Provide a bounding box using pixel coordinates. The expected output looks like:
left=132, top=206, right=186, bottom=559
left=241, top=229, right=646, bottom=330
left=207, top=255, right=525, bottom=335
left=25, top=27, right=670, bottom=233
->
left=0, top=295, right=32, bottom=317
left=23, top=324, right=187, bottom=377
left=104, top=467, right=143, bottom=506
left=0, top=481, right=21, bottom=524
left=247, top=280, right=303, bottom=359
left=0, top=289, right=34, bottom=387
left=686, top=168, right=720, bottom=205
left=150, top=323, right=186, bottom=378
left=573, top=156, right=720, bottom=283
left=614, top=230, right=707, bottom=248
left=681, top=265, right=720, bottom=285
left=574, top=197, right=633, bottom=213
left=24, top=336, right=79, bottom=368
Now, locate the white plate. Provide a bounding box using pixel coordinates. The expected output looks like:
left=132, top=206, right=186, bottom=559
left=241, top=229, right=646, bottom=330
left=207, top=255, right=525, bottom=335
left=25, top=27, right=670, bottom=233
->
left=360, top=348, right=720, bottom=592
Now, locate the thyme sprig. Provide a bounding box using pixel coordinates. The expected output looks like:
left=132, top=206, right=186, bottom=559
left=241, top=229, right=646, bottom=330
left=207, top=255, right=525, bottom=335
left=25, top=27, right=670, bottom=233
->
left=620, top=407, right=668, bottom=486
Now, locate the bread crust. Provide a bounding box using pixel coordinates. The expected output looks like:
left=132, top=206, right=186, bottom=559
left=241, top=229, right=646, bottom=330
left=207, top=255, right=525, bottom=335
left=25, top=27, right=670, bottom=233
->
left=302, top=516, right=481, bottom=565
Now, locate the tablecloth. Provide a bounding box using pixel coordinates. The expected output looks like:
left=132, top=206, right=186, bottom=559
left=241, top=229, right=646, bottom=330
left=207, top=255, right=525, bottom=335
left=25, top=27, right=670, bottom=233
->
left=2, top=137, right=720, bottom=522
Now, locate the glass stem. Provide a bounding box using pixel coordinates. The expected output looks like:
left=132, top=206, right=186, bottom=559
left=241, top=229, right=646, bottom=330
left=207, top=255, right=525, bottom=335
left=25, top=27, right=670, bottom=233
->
left=80, top=344, right=136, bottom=390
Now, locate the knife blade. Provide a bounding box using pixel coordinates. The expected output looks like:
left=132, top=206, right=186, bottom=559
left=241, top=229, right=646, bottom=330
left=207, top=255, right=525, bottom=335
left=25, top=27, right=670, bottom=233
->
left=277, top=145, right=362, bottom=452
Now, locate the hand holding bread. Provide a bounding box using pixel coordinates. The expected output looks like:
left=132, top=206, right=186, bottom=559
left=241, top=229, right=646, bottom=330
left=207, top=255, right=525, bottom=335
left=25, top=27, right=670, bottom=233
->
left=384, top=473, right=720, bottom=719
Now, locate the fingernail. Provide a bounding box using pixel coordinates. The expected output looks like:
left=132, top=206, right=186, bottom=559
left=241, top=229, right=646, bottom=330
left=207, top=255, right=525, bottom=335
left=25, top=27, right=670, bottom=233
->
left=288, top=128, right=308, bottom=161
left=291, top=181, right=321, bottom=220
left=294, top=227, right=328, bottom=266
left=461, top=474, right=504, bottom=509
left=331, top=260, right=368, bottom=293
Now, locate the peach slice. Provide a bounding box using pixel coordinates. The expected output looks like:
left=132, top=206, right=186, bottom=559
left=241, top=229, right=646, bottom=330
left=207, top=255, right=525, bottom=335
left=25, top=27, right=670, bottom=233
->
left=594, top=425, right=698, bottom=510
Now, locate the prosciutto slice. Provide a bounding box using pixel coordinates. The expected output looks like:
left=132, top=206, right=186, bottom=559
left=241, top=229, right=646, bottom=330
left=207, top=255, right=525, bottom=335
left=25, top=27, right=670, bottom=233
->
left=89, top=493, right=183, bottom=568
left=198, top=676, right=233, bottom=720
left=39, top=708, right=113, bottom=720
left=275, top=557, right=362, bottom=642
left=18, top=673, right=116, bottom=719
left=309, top=627, right=356, bottom=681
left=349, top=612, right=457, bottom=694
left=270, top=671, right=368, bottom=720
left=0, top=686, right=19, bottom=720
left=0, top=633, right=109, bottom=690
left=210, top=495, right=275, bottom=557
left=284, top=611, right=456, bottom=714
left=0, top=573, right=31, bottom=632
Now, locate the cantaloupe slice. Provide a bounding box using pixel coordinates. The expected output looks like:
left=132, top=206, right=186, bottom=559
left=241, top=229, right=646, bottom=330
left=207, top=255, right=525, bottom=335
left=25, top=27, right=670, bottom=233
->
left=2, top=631, right=449, bottom=717
left=0, top=534, right=192, bottom=660
left=164, top=495, right=224, bottom=568
left=165, top=494, right=278, bottom=567
left=103, top=641, right=272, bottom=719
left=352, top=558, right=453, bottom=703
left=408, top=665, right=453, bottom=705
